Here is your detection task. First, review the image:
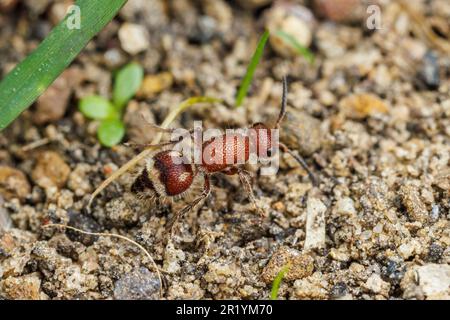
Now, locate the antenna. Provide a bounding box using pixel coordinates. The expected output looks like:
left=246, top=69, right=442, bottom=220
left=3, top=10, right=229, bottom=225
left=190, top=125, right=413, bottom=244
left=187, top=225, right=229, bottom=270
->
left=275, top=76, right=288, bottom=128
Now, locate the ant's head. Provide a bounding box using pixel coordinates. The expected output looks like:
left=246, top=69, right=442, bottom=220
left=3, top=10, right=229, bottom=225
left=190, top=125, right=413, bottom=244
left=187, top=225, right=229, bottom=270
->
left=250, top=76, right=288, bottom=157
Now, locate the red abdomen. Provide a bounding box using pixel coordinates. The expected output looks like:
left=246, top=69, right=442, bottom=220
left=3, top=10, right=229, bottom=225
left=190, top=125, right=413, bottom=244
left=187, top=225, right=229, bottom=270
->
left=152, top=150, right=194, bottom=196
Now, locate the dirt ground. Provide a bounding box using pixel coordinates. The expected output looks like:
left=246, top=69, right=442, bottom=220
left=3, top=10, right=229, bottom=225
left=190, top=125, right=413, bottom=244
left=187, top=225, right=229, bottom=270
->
left=0, top=0, right=449, bottom=300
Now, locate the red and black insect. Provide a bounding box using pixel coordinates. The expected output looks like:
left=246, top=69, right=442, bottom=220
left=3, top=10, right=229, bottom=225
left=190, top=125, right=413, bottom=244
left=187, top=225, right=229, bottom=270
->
left=131, top=77, right=318, bottom=232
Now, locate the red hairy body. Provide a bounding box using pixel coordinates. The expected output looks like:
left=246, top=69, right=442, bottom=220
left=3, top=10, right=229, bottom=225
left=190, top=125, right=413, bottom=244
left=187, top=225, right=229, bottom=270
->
left=131, top=150, right=194, bottom=197
left=130, top=77, right=318, bottom=234
left=201, top=125, right=274, bottom=173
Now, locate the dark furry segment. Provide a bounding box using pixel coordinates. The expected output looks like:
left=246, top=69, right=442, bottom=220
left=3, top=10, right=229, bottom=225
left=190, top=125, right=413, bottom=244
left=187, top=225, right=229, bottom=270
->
left=131, top=168, right=155, bottom=193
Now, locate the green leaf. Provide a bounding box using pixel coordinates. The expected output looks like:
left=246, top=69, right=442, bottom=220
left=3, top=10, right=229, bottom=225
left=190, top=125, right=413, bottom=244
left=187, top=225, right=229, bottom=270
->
left=79, top=96, right=118, bottom=120
left=274, top=30, right=315, bottom=64
left=235, top=30, right=270, bottom=108
left=0, top=0, right=128, bottom=131
left=270, top=264, right=290, bottom=300
left=97, top=118, right=125, bottom=147
left=113, top=62, right=144, bottom=110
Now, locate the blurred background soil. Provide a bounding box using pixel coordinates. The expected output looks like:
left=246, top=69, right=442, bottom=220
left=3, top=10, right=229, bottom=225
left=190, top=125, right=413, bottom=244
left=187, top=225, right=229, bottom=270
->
left=0, top=0, right=449, bottom=300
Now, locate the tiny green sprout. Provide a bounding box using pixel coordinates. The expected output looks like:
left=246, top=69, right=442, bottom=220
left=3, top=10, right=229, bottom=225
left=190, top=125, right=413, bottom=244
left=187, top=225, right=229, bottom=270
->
left=235, top=29, right=316, bottom=109
left=235, top=30, right=270, bottom=108
left=274, top=30, right=315, bottom=64
left=79, top=62, right=144, bottom=147
left=270, top=263, right=290, bottom=300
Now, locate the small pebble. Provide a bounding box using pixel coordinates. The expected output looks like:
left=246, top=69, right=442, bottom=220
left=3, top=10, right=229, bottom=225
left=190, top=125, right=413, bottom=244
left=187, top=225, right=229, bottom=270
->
left=293, top=273, right=329, bottom=299
left=304, top=197, right=327, bottom=250
left=418, top=51, right=440, bottom=90
left=330, top=282, right=348, bottom=299
left=1, top=273, right=41, bottom=300
left=365, top=273, right=390, bottom=297
left=428, top=243, right=444, bottom=263
left=261, top=246, right=314, bottom=283
left=32, top=151, right=71, bottom=189
left=23, top=0, right=51, bottom=15
left=67, top=164, right=92, bottom=197
left=0, top=195, right=12, bottom=232
left=280, top=109, right=323, bottom=156
left=137, top=72, right=173, bottom=98
left=399, top=184, right=428, bottom=224
left=114, top=267, right=160, bottom=300
left=49, top=0, right=72, bottom=25
left=334, top=197, right=356, bottom=216
left=339, top=93, right=388, bottom=119
left=265, top=3, right=315, bottom=58
left=67, top=211, right=102, bottom=246
left=118, top=23, right=150, bottom=55
left=34, top=68, right=83, bottom=125
left=313, top=0, right=364, bottom=23
left=0, top=166, right=31, bottom=201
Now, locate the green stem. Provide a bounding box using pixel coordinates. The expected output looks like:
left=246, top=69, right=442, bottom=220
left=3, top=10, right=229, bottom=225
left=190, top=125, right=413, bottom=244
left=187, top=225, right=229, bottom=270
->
left=235, top=30, right=270, bottom=108
left=0, top=0, right=128, bottom=130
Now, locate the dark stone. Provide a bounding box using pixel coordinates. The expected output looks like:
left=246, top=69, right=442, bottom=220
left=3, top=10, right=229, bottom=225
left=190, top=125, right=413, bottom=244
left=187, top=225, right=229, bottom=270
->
left=188, top=15, right=218, bottom=44
left=418, top=51, right=440, bottom=90
left=428, top=242, right=443, bottom=263
left=66, top=210, right=102, bottom=246
left=330, top=282, right=348, bottom=298
left=381, top=260, right=405, bottom=285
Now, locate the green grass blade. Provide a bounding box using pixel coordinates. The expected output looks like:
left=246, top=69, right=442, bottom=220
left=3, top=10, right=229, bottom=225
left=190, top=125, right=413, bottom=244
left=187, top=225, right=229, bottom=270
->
left=0, top=0, right=128, bottom=130
left=235, top=30, right=270, bottom=108
left=270, top=264, right=290, bottom=300
left=274, top=30, right=315, bottom=64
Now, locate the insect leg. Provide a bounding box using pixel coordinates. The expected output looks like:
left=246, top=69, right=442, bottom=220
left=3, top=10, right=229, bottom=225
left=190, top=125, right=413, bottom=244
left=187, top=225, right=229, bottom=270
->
left=238, top=168, right=266, bottom=218
left=169, top=174, right=211, bottom=237
left=124, top=140, right=182, bottom=150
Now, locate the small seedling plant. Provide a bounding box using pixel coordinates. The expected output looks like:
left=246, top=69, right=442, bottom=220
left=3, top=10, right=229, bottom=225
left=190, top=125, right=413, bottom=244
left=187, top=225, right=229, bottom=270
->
left=79, top=62, right=143, bottom=147
left=271, top=264, right=290, bottom=300
left=235, top=30, right=314, bottom=107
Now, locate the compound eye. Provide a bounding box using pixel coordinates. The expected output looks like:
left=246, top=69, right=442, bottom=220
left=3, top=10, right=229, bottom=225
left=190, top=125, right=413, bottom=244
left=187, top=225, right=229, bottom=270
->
left=266, top=147, right=278, bottom=158
left=172, top=135, right=184, bottom=143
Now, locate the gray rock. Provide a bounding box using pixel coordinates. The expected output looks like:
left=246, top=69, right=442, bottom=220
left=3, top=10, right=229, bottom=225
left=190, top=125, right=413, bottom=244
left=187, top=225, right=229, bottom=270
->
left=67, top=211, right=102, bottom=246
left=419, top=51, right=440, bottom=90
left=0, top=195, right=12, bottom=232
left=114, top=267, right=160, bottom=300
left=280, top=108, right=323, bottom=156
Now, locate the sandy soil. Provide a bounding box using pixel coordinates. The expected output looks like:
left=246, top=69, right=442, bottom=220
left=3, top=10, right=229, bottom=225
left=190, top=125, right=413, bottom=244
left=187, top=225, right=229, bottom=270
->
left=0, top=0, right=449, bottom=300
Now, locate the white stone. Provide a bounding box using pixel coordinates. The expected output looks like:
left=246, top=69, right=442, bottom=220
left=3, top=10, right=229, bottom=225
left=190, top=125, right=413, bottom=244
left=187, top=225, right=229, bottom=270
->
left=334, top=197, right=356, bottom=216
left=365, top=274, right=390, bottom=296
left=416, top=264, right=450, bottom=298
left=304, top=198, right=327, bottom=250
left=163, top=241, right=186, bottom=274
left=397, top=239, right=421, bottom=260
left=118, top=23, right=150, bottom=55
